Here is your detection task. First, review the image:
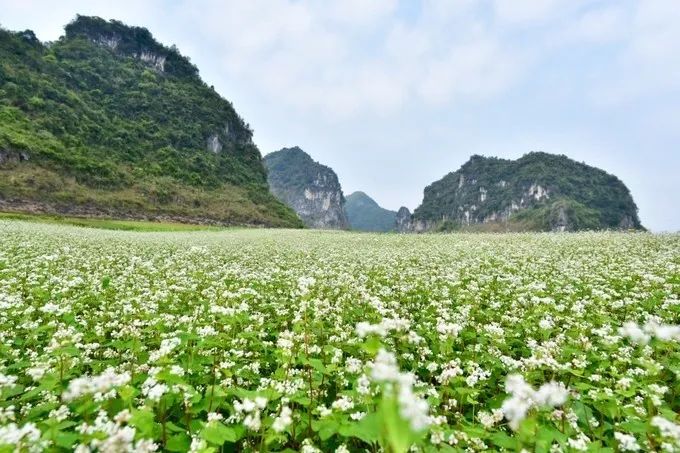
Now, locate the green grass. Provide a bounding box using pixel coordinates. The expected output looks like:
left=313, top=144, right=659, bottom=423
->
left=0, top=211, right=225, bottom=231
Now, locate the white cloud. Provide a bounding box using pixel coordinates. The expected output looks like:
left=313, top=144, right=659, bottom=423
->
left=418, top=38, right=524, bottom=104
left=590, top=0, right=680, bottom=105
left=1, top=0, right=679, bottom=230
left=493, top=0, right=567, bottom=26
left=562, top=5, right=628, bottom=44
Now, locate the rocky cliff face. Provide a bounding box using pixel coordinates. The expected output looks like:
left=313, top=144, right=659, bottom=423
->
left=263, top=147, right=349, bottom=229
left=409, top=152, right=642, bottom=232
left=395, top=207, right=412, bottom=233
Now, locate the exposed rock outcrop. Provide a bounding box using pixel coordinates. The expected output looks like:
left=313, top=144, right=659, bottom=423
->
left=64, top=15, right=198, bottom=77
left=395, top=207, right=412, bottom=233
left=0, top=150, right=30, bottom=166
left=410, top=152, right=643, bottom=232
left=263, top=147, right=349, bottom=229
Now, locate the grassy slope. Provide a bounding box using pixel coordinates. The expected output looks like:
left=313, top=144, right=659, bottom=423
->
left=0, top=211, right=227, bottom=231
left=0, top=18, right=302, bottom=228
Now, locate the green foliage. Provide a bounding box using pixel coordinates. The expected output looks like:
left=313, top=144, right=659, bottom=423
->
left=413, top=152, right=642, bottom=231
left=0, top=18, right=302, bottom=227
left=345, top=191, right=396, bottom=232
left=512, top=198, right=602, bottom=231
left=0, top=223, right=678, bottom=452
left=264, top=147, right=344, bottom=200
left=0, top=212, right=225, bottom=231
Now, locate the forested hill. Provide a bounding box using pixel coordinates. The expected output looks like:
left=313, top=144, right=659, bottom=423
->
left=409, top=152, right=642, bottom=232
left=345, top=191, right=396, bottom=232
left=0, top=16, right=302, bottom=227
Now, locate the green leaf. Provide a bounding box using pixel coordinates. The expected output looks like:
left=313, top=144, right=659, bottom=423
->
left=379, top=395, right=416, bottom=453
left=313, top=418, right=340, bottom=441
left=200, top=422, right=239, bottom=445
left=339, top=413, right=380, bottom=444
left=166, top=433, right=191, bottom=452
left=490, top=432, right=518, bottom=449
left=54, top=431, right=80, bottom=448
left=129, top=408, right=157, bottom=438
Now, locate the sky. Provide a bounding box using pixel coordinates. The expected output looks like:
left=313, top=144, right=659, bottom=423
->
left=1, top=0, right=679, bottom=231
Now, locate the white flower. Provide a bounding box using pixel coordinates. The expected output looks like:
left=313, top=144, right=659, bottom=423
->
left=368, top=349, right=430, bottom=431
left=207, top=412, right=224, bottom=423
left=618, top=321, right=680, bottom=344
left=652, top=416, right=680, bottom=443
left=350, top=411, right=366, bottom=420
left=141, top=378, right=169, bottom=402
left=26, top=364, right=49, bottom=381
left=436, top=321, right=463, bottom=339
left=331, top=395, right=354, bottom=412
left=646, top=323, right=680, bottom=341
left=254, top=397, right=268, bottom=410
left=619, top=322, right=651, bottom=344
left=501, top=375, right=569, bottom=430
left=49, top=405, right=70, bottom=422
left=539, top=317, right=554, bottom=330
left=297, top=276, right=316, bottom=295
left=189, top=437, right=208, bottom=453
left=272, top=406, right=292, bottom=432
left=345, top=357, right=363, bottom=373
left=243, top=412, right=261, bottom=431
left=567, top=433, right=590, bottom=451
left=614, top=432, right=641, bottom=451
left=357, top=374, right=371, bottom=395
left=149, top=337, right=181, bottom=361
left=356, top=321, right=387, bottom=338
left=63, top=368, right=131, bottom=402
left=0, top=423, right=42, bottom=449
left=534, top=382, right=569, bottom=406
left=0, top=373, right=18, bottom=390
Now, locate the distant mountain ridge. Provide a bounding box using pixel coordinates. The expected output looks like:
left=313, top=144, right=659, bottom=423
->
left=399, top=152, right=642, bottom=232
left=263, top=147, right=348, bottom=229
left=0, top=16, right=301, bottom=227
left=345, top=191, right=396, bottom=232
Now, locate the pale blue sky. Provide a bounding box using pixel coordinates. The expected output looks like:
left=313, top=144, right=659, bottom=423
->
left=2, top=0, right=679, bottom=231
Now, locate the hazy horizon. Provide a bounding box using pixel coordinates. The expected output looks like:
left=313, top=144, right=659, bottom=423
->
left=2, top=0, right=678, bottom=231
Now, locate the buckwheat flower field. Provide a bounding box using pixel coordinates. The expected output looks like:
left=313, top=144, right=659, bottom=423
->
left=1, top=221, right=679, bottom=452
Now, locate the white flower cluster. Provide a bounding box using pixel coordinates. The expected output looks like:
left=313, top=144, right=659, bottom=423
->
left=272, top=406, right=292, bottom=433
left=74, top=409, right=157, bottom=452
left=233, top=397, right=268, bottom=431
left=436, top=320, right=463, bottom=339
left=0, top=372, right=17, bottom=391
left=355, top=317, right=410, bottom=338
left=370, top=348, right=430, bottom=431
left=477, top=409, right=504, bottom=428
left=141, top=377, right=169, bottom=402
left=618, top=321, right=680, bottom=344
left=331, top=395, right=354, bottom=412
left=297, top=276, right=316, bottom=295
left=149, top=337, right=181, bottom=361
left=501, top=374, right=569, bottom=430
left=63, top=368, right=131, bottom=402
left=0, top=422, right=43, bottom=452
left=614, top=432, right=641, bottom=451
left=652, top=416, right=680, bottom=445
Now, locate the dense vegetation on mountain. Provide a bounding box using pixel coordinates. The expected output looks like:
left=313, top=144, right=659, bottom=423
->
left=345, top=191, right=396, bottom=232
left=411, top=152, right=642, bottom=231
left=263, top=147, right=348, bottom=229
left=0, top=16, right=302, bottom=227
